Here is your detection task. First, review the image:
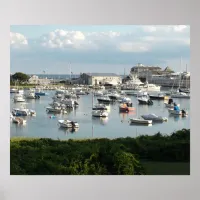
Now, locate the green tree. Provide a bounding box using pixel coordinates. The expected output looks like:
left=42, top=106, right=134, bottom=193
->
left=11, top=72, right=30, bottom=83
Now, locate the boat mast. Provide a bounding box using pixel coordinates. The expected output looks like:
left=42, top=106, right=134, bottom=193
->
left=178, top=57, right=182, bottom=90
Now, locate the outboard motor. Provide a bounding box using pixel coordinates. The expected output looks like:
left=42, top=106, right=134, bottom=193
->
left=168, top=98, right=173, bottom=104
left=71, top=121, right=75, bottom=128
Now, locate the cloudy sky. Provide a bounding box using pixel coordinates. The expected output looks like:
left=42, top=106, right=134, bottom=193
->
left=10, top=25, right=190, bottom=74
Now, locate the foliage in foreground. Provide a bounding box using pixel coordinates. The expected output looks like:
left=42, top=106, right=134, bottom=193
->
left=10, top=129, right=190, bottom=175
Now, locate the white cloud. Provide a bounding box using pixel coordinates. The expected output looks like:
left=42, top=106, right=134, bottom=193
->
left=10, top=25, right=190, bottom=54
left=118, top=42, right=150, bottom=52
left=10, top=32, right=28, bottom=48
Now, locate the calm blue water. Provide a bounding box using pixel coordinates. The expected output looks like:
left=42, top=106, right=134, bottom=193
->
left=10, top=90, right=190, bottom=140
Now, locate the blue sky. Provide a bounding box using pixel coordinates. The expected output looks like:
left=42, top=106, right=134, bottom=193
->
left=10, top=25, right=190, bottom=74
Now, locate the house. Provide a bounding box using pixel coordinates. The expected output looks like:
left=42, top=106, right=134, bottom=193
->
left=28, top=75, right=51, bottom=85
left=79, top=73, right=122, bottom=86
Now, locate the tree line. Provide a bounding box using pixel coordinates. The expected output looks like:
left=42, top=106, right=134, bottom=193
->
left=10, top=129, right=190, bottom=175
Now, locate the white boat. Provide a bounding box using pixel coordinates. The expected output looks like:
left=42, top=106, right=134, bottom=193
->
left=10, top=88, right=18, bottom=93
left=10, top=113, right=14, bottom=121
left=92, top=104, right=109, bottom=111
left=56, top=93, right=63, bottom=98
left=149, top=93, right=165, bottom=100
left=137, top=95, right=153, bottom=105
left=97, top=96, right=111, bottom=103
left=58, top=119, right=79, bottom=128
left=46, top=106, right=62, bottom=113
left=12, top=117, right=26, bottom=124
left=18, top=89, right=24, bottom=94
left=12, top=108, right=29, bottom=116
left=24, top=91, right=36, bottom=99
left=168, top=108, right=188, bottom=116
left=94, top=91, right=104, bottom=97
left=171, top=92, right=190, bottom=99
left=108, top=93, right=121, bottom=100
left=141, top=83, right=161, bottom=92
left=76, top=90, right=85, bottom=95
left=92, top=110, right=108, bottom=117
left=13, top=94, right=25, bottom=102
left=141, top=114, right=168, bottom=122
left=118, top=96, right=132, bottom=103
left=12, top=106, right=36, bottom=116
left=129, top=118, right=152, bottom=124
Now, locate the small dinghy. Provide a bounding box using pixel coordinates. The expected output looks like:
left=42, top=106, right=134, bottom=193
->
left=168, top=108, right=188, bottom=116
left=129, top=118, right=152, bottom=125
left=12, top=117, right=26, bottom=124
left=58, top=119, right=79, bottom=128
left=141, top=113, right=168, bottom=122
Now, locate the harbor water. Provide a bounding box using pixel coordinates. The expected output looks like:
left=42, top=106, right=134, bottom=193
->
left=10, top=90, right=190, bottom=140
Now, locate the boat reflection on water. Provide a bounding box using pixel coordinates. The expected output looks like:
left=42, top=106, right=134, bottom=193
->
left=59, top=127, right=79, bottom=134
left=168, top=114, right=188, bottom=122
left=92, top=116, right=109, bottom=126
left=129, top=122, right=153, bottom=127
left=119, top=111, right=136, bottom=121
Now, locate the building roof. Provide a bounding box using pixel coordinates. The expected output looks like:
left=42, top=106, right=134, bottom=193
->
left=84, top=73, right=121, bottom=77
left=131, top=66, right=162, bottom=70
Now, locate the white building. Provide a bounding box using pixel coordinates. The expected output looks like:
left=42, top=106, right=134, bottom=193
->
left=28, top=75, right=51, bottom=85
left=79, top=73, right=122, bottom=86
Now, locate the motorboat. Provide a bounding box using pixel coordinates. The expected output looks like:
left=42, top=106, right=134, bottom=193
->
left=13, top=94, right=25, bottom=102
left=119, top=103, right=135, bottom=112
left=12, top=108, right=29, bottom=116
left=56, top=93, right=63, bottom=98
left=10, top=88, right=18, bottom=93
left=118, top=96, right=132, bottom=104
left=108, top=93, right=121, bottom=100
left=12, top=106, right=36, bottom=116
left=149, top=93, right=165, bottom=100
left=141, top=82, right=161, bottom=92
left=12, top=117, right=27, bottom=125
left=179, top=88, right=190, bottom=94
left=97, top=96, right=111, bottom=103
left=141, top=113, right=168, bottom=122
left=129, top=118, right=152, bottom=124
left=76, top=90, right=86, bottom=95
left=18, top=89, right=24, bottom=94
left=171, top=92, right=190, bottom=99
left=35, top=88, right=46, bottom=96
left=46, top=106, right=62, bottom=113
left=93, top=91, right=103, bottom=97
left=137, top=95, right=153, bottom=105
left=24, top=91, right=37, bottom=99
left=92, top=110, right=109, bottom=117
left=92, top=104, right=109, bottom=111
left=58, top=119, right=79, bottom=128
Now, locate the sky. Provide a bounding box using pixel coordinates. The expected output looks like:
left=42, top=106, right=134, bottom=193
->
left=10, top=25, right=190, bottom=74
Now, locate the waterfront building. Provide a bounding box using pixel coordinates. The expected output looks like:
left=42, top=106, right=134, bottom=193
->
left=79, top=73, right=122, bottom=86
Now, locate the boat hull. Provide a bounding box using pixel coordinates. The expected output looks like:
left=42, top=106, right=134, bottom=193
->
left=129, top=118, right=152, bottom=124
left=149, top=96, right=165, bottom=100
